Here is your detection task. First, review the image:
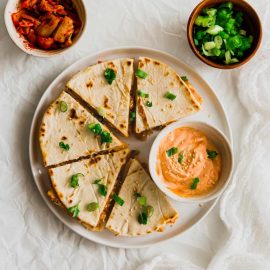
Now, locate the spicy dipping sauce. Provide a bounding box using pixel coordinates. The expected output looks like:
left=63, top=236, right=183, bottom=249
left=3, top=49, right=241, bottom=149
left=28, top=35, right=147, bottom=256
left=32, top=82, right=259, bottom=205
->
left=157, top=127, right=222, bottom=197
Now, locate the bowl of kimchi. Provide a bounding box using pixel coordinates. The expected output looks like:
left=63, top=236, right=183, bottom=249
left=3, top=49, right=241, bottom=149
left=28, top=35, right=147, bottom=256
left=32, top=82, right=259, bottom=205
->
left=4, top=0, right=86, bottom=57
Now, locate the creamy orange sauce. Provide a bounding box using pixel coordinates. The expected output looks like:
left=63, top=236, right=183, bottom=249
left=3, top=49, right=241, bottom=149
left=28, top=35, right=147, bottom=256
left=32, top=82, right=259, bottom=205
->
left=157, top=127, right=222, bottom=197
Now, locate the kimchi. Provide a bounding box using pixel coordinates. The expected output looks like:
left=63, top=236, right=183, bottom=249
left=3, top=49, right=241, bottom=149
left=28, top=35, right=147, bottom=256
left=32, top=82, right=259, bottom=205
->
left=12, top=0, right=82, bottom=50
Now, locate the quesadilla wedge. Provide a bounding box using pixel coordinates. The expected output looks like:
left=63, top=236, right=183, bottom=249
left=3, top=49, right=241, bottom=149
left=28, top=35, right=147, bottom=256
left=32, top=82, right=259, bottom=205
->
left=48, top=149, right=130, bottom=231
left=39, top=91, right=125, bottom=167
left=106, top=159, right=178, bottom=236
left=66, top=58, right=134, bottom=137
left=135, top=57, right=203, bottom=134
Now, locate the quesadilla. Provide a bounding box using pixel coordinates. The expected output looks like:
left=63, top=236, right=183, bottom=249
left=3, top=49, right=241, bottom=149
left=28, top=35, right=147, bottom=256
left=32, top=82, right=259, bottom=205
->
left=39, top=91, right=125, bottom=167
left=106, top=159, right=178, bottom=236
left=66, top=58, right=134, bottom=137
left=135, top=57, right=203, bottom=134
left=48, top=149, right=130, bottom=231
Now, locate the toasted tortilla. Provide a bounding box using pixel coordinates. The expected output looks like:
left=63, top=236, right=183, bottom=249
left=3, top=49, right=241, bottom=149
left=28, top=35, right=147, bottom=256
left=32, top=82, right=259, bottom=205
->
left=39, top=91, right=125, bottom=167
left=106, top=159, right=178, bottom=236
left=66, top=58, right=134, bottom=137
left=48, top=149, right=130, bottom=231
left=135, top=57, right=203, bottom=134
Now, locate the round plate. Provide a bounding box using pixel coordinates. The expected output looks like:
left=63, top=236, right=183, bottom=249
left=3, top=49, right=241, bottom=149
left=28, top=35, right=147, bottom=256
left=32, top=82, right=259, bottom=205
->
left=29, top=47, right=232, bottom=248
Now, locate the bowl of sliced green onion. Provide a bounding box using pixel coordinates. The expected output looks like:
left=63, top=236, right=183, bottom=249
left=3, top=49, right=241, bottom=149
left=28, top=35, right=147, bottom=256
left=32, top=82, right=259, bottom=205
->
left=187, top=0, right=262, bottom=69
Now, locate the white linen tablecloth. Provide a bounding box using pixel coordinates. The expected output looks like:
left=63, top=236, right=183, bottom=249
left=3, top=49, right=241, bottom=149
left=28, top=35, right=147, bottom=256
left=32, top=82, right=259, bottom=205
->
left=1, top=0, right=270, bottom=269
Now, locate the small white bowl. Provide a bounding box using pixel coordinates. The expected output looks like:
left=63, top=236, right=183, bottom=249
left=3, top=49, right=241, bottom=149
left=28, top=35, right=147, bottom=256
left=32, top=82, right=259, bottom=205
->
left=149, top=121, right=234, bottom=203
left=4, top=0, right=87, bottom=57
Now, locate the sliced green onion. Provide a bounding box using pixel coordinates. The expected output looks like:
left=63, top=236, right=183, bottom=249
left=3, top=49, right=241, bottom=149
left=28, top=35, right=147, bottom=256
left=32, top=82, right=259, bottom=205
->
left=145, top=101, right=152, bottom=107
left=214, top=35, right=223, bottom=49
left=87, top=202, right=99, bottom=212
left=97, top=107, right=106, bottom=117
left=113, top=194, right=125, bottom=206
left=98, top=184, right=107, bottom=196
left=59, top=101, right=68, bottom=112
left=100, top=130, right=112, bottom=144
left=166, top=147, right=178, bottom=157
left=104, top=68, right=116, bottom=85
left=190, top=177, right=200, bottom=190
left=138, top=212, right=147, bottom=224
left=67, top=203, right=80, bottom=218
left=87, top=123, right=102, bottom=135
left=164, top=91, right=176, bottom=101
left=206, top=25, right=223, bottom=35
left=59, top=141, right=70, bottom=151
left=137, top=196, right=147, bottom=206
left=178, top=153, right=184, bottom=164
left=225, top=51, right=231, bottom=64
left=204, top=41, right=216, bottom=50
left=239, top=29, right=246, bottom=36
left=130, top=111, right=136, bottom=122
left=181, top=76, right=188, bottom=82
left=70, top=173, right=84, bottom=188
left=138, top=90, right=149, bottom=98
left=136, top=69, right=148, bottom=79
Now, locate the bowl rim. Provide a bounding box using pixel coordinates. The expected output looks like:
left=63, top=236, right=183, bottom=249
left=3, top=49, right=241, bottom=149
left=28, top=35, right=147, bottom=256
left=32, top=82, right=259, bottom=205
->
left=4, top=0, right=87, bottom=58
left=148, top=120, right=234, bottom=203
left=187, top=0, right=262, bottom=69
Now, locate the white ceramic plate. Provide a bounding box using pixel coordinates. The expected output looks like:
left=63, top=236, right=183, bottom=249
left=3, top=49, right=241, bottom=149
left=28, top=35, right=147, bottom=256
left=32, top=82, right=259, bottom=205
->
left=29, top=47, right=232, bottom=248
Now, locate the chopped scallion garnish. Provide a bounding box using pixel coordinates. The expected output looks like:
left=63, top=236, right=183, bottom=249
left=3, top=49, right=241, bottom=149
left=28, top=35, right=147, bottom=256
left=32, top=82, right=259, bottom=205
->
left=145, top=101, right=152, bottom=107
left=104, top=68, right=116, bottom=84
left=166, top=147, right=178, bottom=157
left=67, top=203, right=80, bottom=218
left=59, top=141, right=70, bottom=151
left=207, top=149, right=218, bottom=159
left=70, top=173, right=84, bottom=188
left=135, top=69, right=148, bottom=79
left=87, top=202, right=99, bottom=212
left=164, top=91, right=176, bottom=101
left=190, top=178, right=200, bottom=190
left=138, top=90, right=149, bottom=98
left=59, top=101, right=68, bottom=112
left=113, top=194, right=125, bottom=206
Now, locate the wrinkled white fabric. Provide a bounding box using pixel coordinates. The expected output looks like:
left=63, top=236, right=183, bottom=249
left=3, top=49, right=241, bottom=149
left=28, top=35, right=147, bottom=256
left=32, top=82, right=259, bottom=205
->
left=1, top=0, right=270, bottom=269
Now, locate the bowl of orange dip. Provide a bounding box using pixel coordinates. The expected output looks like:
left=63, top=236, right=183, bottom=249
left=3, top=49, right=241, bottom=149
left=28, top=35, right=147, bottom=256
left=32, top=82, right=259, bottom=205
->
left=149, top=121, right=233, bottom=203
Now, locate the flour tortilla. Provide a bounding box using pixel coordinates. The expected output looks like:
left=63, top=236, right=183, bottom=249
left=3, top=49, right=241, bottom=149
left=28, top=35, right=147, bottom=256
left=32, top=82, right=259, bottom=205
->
left=66, top=58, right=134, bottom=137
left=135, top=57, right=203, bottom=134
left=106, top=159, right=178, bottom=236
left=39, top=91, right=125, bottom=167
left=48, top=149, right=130, bottom=231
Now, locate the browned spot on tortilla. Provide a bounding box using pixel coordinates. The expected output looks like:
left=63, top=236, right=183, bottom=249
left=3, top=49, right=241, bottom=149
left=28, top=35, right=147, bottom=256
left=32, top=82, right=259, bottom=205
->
left=49, top=169, right=53, bottom=176
left=55, top=101, right=59, bottom=104
left=138, top=62, right=144, bottom=68
left=107, top=62, right=116, bottom=69
left=68, top=199, right=73, bottom=203
left=164, top=71, right=169, bottom=77
left=120, top=158, right=124, bottom=162
left=168, top=104, right=173, bottom=109
left=145, top=58, right=150, bottom=63
left=103, top=96, right=111, bottom=109
left=170, top=82, right=174, bottom=86
left=41, top=123, right=45, bottom=127
left=154, top=61, right=160, bottom=65
left=136, top=99, right=149, bottom=131
left=69, top=109, right=78, bottom=119
left=79, top=120, right=85, bottom=126
left=61, top=136, right=67, bottom=140
left=86, top=81, right=93, bottom=88
left=127, top=60, right=132, bottom=66
left=58, top=192, right=63, bottom=198
left=89, top=156, right=101, bottom=165
left=120, top=124, right=125, bottom=129
left=40, top=127, right=45, bottom=133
